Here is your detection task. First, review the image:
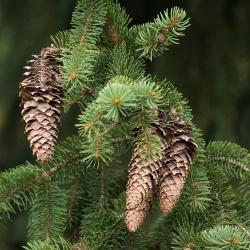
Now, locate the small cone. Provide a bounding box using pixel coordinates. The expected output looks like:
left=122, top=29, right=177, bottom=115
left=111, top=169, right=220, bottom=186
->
left=158, top=110, right=197, bottom=215
left=20, top=46, right=63, bottom=163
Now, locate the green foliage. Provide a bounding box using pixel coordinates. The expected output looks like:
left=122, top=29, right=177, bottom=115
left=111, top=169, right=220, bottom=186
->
left=77, top=74, right=166, bottom=165
left=79, top=209, right=124, bottom=249
left=70, top=0, right=107, bottom=45
left=61, top=46, right=99, bottom=89
left=107, top=45, right=145, bottom=80
left=200, top=225, right=250, bottom=249
left=133, top=80, right=163, bottom=109
left=130, top=7, right=190, bottom=60
left=131, top=214, right=169, bottom=250
left=158, top=79, right=193, bottom=122
left=103, top=0, right=132, bottom=45
left=82, top=132, right=114, bottom=167
left=206, top=141, right=250, bottom=179
left=23, top=237, right=72, bottom=250
left=133, top=126, right=162, bottom=161
left=96, top=82, right=136, bottom=122
left=182, top=164, right=212, bottom=213
left=0, top=163, right=41, bottom=217
left=50, top=31, right=70, bottom=50
left=0, top=135, right=82, bottom=219
left=28, top=181, right=68, bottom=242
left=60, top=0, right=108, bottom=109
left=170, top=222, right=198, bottom=250
left=1, top=0, right=250, bottom=249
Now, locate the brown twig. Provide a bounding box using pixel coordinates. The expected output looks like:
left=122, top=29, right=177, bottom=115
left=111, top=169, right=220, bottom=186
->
left=80, top=1, right=93, bottom=45
left=67, top=87, right=95, bottom=107
left=208, top=155, right=250, bottom=173
left=66, top=174, right=83, bottom=225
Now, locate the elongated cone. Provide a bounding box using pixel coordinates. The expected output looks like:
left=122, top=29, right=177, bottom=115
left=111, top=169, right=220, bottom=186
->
left=125, top=127, right=167, bottom=232
left=158, top=110, right=197, bottom=215
left=20, top=46, right=63, bottom=163
left=125, top=110, right=197, bottom=232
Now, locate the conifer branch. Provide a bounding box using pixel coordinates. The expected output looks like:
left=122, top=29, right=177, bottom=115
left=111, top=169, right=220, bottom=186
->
left=50, top=31, right=70, bottom=50
left=104, top=0, right=132, bottom=46
left=66, top=174, right=82, bottom=227
left=70, top=0, right=107, bottom=45
left=99, top=166, right=105, bottom=209
left=208, top=155, right=250, bottom=173
left=65, top=87, right=95, bottom=108
left=44, top=180, right=52, bottom=242
left=206, top=141, right=250, bottom=179
left=182, top=165, right=212, bottom=212
left=200, top=225, right=250, bottom=249
left=130, top=7, right=190, bottom=59
left=0, top=136, right=83, bottom=216
left=24, top=237, right=73, bottom=250
left=3, top=0, right=249, bottom=248
left=39, top=155, right=82, bottom=181
left=28, top=180, right=68, bottom=243
left=79, top=0, right=93, bottom=45
left=0, top=155, right=82, bottom=216
left=231, top=220, right=250, bottom=239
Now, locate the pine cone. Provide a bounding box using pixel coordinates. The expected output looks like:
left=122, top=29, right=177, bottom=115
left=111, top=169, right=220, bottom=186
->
left=125, top=110, right=197, bottom=232
left=125, top=127, right=166, bottom=232
left=20, top=46, right=63, bottom=163
left=158, top=110, right=197, bottom=215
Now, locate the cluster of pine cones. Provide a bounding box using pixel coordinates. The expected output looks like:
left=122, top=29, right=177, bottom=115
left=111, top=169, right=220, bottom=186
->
left=125, top=110, right=197, bottom=232
left=20, top=46, right=197, bottom=232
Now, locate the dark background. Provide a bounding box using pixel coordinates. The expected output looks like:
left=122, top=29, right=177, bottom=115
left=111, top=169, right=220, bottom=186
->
left=0, top=0, right=249, bottom=249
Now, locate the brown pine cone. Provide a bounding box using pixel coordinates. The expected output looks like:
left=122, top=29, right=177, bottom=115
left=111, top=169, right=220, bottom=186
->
left=125, top=127, right=167, bottom=232
left=20, top=46, right=63, bottom=163
left=125, top=110, right=197, bottom=231
left=158, top=110, right=197, bottom=215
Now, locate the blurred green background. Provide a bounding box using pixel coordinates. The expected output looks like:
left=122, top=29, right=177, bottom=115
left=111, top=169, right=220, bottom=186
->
left=0, top=0, right=249, bottom=249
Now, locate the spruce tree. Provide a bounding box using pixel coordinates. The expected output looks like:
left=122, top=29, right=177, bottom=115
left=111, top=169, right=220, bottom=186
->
left=0, top=0, right=249, bottom=249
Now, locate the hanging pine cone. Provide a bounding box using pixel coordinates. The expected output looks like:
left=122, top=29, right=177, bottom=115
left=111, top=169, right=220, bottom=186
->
left=125, top=127, right=167, bottom=232
left=158, top=109, right=197, bottom=215
left=125, top=110, right=197, bottom=232
left=20, top=46, right=63, bottom=163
